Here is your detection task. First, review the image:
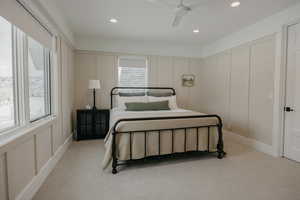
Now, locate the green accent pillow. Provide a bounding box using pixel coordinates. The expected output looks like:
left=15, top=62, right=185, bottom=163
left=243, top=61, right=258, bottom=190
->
left=146, top=91, right=173, bottom=97
left=125, top=101, right=170, bottom=111
left=119, top=92, right=145, bottom=97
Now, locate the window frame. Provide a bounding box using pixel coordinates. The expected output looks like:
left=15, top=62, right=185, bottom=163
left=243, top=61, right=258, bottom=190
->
left=26, top=36, right=52, bottom=122
left=0, top=20, right=53, bottom=135
left=0, top=22, right=19, bottom=133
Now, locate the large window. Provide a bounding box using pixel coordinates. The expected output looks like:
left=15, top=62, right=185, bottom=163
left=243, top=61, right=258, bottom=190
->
left=0, top=17, right=15, bottom=131
left=27, top=37, right=50, bottom=121
left=118, top=56, right=147, bottom=87
left=0, top=15, right=52, bottom=134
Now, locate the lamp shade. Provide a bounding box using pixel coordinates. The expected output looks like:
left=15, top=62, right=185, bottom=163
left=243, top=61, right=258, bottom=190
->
left=88, top=80, right=101, bottom=89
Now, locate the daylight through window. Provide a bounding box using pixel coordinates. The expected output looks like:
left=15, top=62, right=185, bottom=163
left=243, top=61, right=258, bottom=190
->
left=118, top=56, right=147, bottom=88
left=0, top=15, right=52, bottom=134
left=0, top=17, right=15, bottom=131
left=28, top=37, right=51, bottom=121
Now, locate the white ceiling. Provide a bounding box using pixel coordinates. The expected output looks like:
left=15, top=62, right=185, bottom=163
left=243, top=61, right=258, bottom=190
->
left=48, top=0, right=299, bottom=46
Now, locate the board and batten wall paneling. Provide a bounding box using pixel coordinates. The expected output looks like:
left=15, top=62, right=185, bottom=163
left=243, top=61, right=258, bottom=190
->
left=74, top=51, right=202, bottom=111
left=61, top=40, right=75, bottom=141
left=7, top=138, right=36, bottom=200
left=156, top=56, right=174, bottom=87
left=214, top=51, right=231, bottom=127
left=249, top=36, right=275, bottom=145
left=97, top=55, right=118, bottom=109
left=197, top=52, right=231, bottom=127
left=0, top=153, right=8, bottom=200
left=200, top=34, right=276, bottom=146
left=173, top=57, right=190, bottom=108
left=74, top=53, right=98, bottom=110
left=148, top=56, right=158, bottom=86
left=1, top=121, right=71, bottom=200
left=196, top=57, right=212, bottom=114
left=54, top=37, right=63, bottom=150
left=36, top=127, right=52, bottom=172
left=74, top=53, right=118, bottom=110
left=229, top=44, right=251, bottom=138
left=189, top=59, right=203, bottom=111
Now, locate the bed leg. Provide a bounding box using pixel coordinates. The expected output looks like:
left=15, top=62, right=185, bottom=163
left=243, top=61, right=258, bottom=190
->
left=112, top=151, right=118, bottom=174
left=217, top=124, right=225, bottom=159
left=112, top=164, right=117, bottom=174
left=112, top=132, right=118, bottom=174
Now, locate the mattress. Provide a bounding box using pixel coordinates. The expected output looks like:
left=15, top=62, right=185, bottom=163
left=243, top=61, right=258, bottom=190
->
left=102, top=108, right=220, bottom=169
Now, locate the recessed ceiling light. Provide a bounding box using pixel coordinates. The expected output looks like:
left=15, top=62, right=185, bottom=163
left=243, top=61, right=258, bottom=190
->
left=231, top=1, right=240, bottom=7
left=193, top=29, right=200, bottom=33
left=109, top=18, right=118, bottom=23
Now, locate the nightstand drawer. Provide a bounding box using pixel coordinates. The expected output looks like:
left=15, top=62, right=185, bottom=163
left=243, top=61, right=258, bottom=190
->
left=95, top=124, right=107, bottom=136
left=76, top=109, right=109, bottom=140
left=78, top=125, right=93, bottom=138
left=95, top=111, right=109, bottom=124
left=78, top=111, right=93, bottom=123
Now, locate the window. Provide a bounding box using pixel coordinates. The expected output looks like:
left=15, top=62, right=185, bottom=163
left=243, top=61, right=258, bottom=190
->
left=118, top=56, right=147, bottom=87
left=27, top=37, right=51, bottom=121
left=0, top=15, right=52, bottom=134
left=0, top=17, right=15, bottom=131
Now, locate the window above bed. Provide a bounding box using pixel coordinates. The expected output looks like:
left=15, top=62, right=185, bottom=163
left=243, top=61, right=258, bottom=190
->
left=118, top=56, right=148, bottom=88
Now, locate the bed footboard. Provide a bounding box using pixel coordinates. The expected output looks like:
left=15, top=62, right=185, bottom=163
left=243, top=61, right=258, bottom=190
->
left=111, top=115, right=225, bottom=174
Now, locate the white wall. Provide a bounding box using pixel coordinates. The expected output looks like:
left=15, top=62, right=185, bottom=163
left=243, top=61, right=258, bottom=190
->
left=0, top=121, right=70, bottom=200
left=197, top=51, right=231, bottom=126
left=199, top=35, right=276, bottom=155
left=74, top=50, right=202, bottom=111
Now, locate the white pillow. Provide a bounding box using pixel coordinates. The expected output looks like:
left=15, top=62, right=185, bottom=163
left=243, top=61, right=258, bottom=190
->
left=116, top=96, right=148, bottom=110
left=148, top=95, right=178, bottom=110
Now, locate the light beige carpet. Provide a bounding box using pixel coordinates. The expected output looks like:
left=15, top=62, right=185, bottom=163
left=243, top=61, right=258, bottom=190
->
left=33, top=136, right=300, bottom=200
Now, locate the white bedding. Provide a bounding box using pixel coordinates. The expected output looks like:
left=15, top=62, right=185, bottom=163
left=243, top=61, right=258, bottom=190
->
left=102, top=108, right=219, bottom=169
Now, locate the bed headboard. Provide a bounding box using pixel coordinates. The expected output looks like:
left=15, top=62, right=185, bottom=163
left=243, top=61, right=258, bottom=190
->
left=110, top=87, right=176, bottom=109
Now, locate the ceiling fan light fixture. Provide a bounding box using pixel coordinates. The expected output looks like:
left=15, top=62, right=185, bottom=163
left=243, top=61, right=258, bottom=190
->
left=231, top=1, right=241, bottom=7
left=109, top=18, right=118, bottom=23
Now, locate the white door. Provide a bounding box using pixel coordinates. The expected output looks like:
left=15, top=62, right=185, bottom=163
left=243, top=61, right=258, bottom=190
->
left=284, top=22, right=300, bottom=162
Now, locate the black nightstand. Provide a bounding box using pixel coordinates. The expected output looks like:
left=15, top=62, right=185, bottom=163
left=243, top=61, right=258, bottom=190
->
left=76, top=109, right=109, bottom=140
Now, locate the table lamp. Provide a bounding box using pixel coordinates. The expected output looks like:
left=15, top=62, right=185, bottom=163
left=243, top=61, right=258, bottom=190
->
left=88, top=80, right=101, bottom=110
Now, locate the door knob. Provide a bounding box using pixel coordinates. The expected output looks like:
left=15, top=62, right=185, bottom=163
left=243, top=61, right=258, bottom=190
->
left=285, top=107, right=295, bottom=112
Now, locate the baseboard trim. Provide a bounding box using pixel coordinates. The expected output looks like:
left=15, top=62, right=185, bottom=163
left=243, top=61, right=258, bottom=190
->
left=16, top=135, right=72, bottom=200
left=224, top=130, right=277, bottom=157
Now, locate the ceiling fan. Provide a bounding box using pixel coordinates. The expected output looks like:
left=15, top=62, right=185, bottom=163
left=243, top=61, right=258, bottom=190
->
left=147, top=0, right=207, bottom=27
left=172, top=0, right=192, bottom=27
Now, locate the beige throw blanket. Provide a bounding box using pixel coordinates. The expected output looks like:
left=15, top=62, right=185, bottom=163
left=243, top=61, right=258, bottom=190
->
left=102, top=109, right=219, bottom=169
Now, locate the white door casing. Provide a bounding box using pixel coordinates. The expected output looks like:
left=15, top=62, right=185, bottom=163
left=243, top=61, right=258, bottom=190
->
left=284, top=22, right=300, bottom=162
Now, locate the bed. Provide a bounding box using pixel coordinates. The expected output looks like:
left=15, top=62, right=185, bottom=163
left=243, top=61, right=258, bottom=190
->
left=103, top=87, right=225, bottom=174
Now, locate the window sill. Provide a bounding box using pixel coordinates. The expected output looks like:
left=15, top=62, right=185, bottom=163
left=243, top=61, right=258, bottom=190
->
left=0, top=115, right=57, bottom=153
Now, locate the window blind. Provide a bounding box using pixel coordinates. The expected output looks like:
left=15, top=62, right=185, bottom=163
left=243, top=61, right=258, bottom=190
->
left=118, top=56, right=147, bottom=88
left=0, top=0, right=53, bottom=49
left=119, top=56, right=147, bottom=68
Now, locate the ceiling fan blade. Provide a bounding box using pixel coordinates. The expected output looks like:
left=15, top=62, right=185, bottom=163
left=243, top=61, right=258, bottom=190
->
left=172, top=6, right=189, bottom=27
left=172, top=14, right=184, bottom=27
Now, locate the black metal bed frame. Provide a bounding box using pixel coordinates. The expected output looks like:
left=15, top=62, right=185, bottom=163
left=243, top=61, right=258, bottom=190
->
left=110, top=87, right=225, bottom=174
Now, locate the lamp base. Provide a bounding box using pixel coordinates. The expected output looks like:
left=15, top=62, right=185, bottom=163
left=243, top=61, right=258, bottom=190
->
left=93, top=89, right=96, bottom=110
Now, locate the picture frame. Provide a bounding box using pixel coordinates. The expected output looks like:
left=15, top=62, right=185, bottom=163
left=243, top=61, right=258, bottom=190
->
left=182, top=74, right=195, bottom=87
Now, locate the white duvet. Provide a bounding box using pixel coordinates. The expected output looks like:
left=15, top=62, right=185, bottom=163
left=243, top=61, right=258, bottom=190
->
left=102, top=108, right=219, bottom=169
